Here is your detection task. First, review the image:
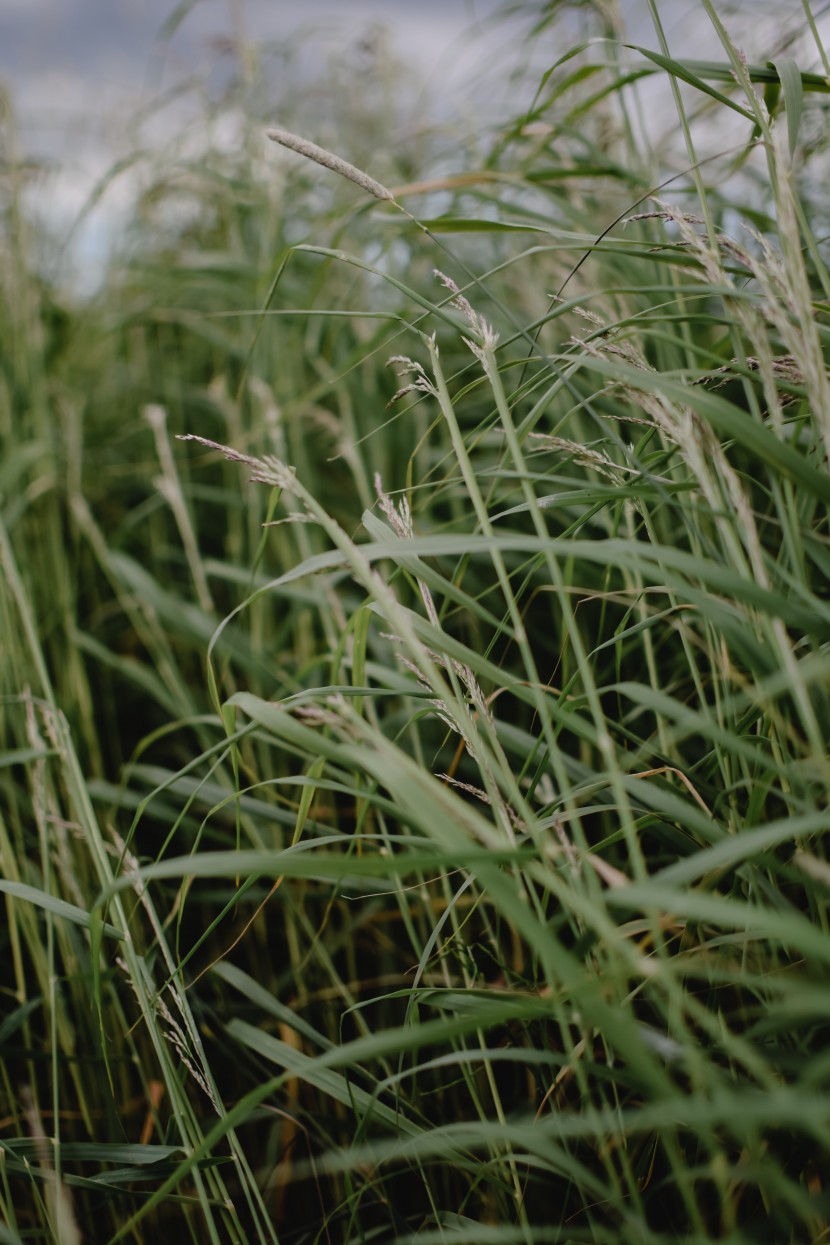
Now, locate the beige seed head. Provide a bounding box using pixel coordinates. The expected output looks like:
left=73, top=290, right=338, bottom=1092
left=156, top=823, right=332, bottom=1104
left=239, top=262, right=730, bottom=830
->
left=266, top=127, right=394, bottom=202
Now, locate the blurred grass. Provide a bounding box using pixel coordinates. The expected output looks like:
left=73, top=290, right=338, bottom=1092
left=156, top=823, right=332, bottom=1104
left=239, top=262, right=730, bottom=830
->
left=2, top=2, right=830, bottom=1242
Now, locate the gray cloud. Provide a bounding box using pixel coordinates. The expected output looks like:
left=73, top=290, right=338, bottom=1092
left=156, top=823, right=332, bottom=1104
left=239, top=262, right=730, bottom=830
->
left=0, top=0, right=506, bottom=91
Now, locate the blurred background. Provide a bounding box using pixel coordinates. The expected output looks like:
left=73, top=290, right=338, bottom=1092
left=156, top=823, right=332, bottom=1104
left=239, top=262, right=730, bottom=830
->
left=1, top=0, right=810, bottom=293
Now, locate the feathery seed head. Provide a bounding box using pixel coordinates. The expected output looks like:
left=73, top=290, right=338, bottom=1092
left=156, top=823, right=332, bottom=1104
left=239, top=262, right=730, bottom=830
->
left=266, top=126, right=394, bottom=201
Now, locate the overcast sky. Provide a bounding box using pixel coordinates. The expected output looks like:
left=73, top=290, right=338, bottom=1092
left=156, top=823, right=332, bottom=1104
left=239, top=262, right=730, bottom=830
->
left=3, top=0, right=510, bottom=150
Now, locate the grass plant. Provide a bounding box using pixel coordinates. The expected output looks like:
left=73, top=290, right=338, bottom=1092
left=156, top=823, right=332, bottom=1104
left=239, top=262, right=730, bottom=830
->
left=2, top=2, right=830, bottom=1241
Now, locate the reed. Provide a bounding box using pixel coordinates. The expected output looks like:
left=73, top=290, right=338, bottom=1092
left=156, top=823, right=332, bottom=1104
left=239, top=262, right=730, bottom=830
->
left=2, top=3, right=830, bottom=1242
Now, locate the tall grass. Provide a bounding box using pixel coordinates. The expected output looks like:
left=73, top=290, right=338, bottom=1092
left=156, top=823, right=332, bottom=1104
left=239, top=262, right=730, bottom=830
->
left=2, top=2, right=830, bottom=1242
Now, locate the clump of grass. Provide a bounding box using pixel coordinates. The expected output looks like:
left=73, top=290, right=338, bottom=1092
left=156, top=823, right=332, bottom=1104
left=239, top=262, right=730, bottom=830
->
left=3, top=3, right=830, bottom=1243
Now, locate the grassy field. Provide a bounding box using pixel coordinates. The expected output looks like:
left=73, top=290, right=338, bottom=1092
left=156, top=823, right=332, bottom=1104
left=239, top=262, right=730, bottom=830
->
left=3, top=2, right=830, bottom=1241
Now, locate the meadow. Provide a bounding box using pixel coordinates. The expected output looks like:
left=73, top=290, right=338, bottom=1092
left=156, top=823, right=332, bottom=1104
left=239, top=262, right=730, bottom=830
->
left=2, top=2, right=830, bottom=1241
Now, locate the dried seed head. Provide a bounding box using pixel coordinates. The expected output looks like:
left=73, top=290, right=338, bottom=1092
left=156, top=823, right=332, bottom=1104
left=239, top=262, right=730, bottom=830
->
left=434, top=269, right=498, bottom=352
left=266, top=127, right=394, bottom=201
left=374, top=473, right=413, bottom=539
left=177, top=433, right=296, bottom=492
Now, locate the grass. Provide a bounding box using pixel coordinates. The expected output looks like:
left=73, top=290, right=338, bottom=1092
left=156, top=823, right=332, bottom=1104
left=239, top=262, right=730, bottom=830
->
left=2, top=2, right=830, bottom=1241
